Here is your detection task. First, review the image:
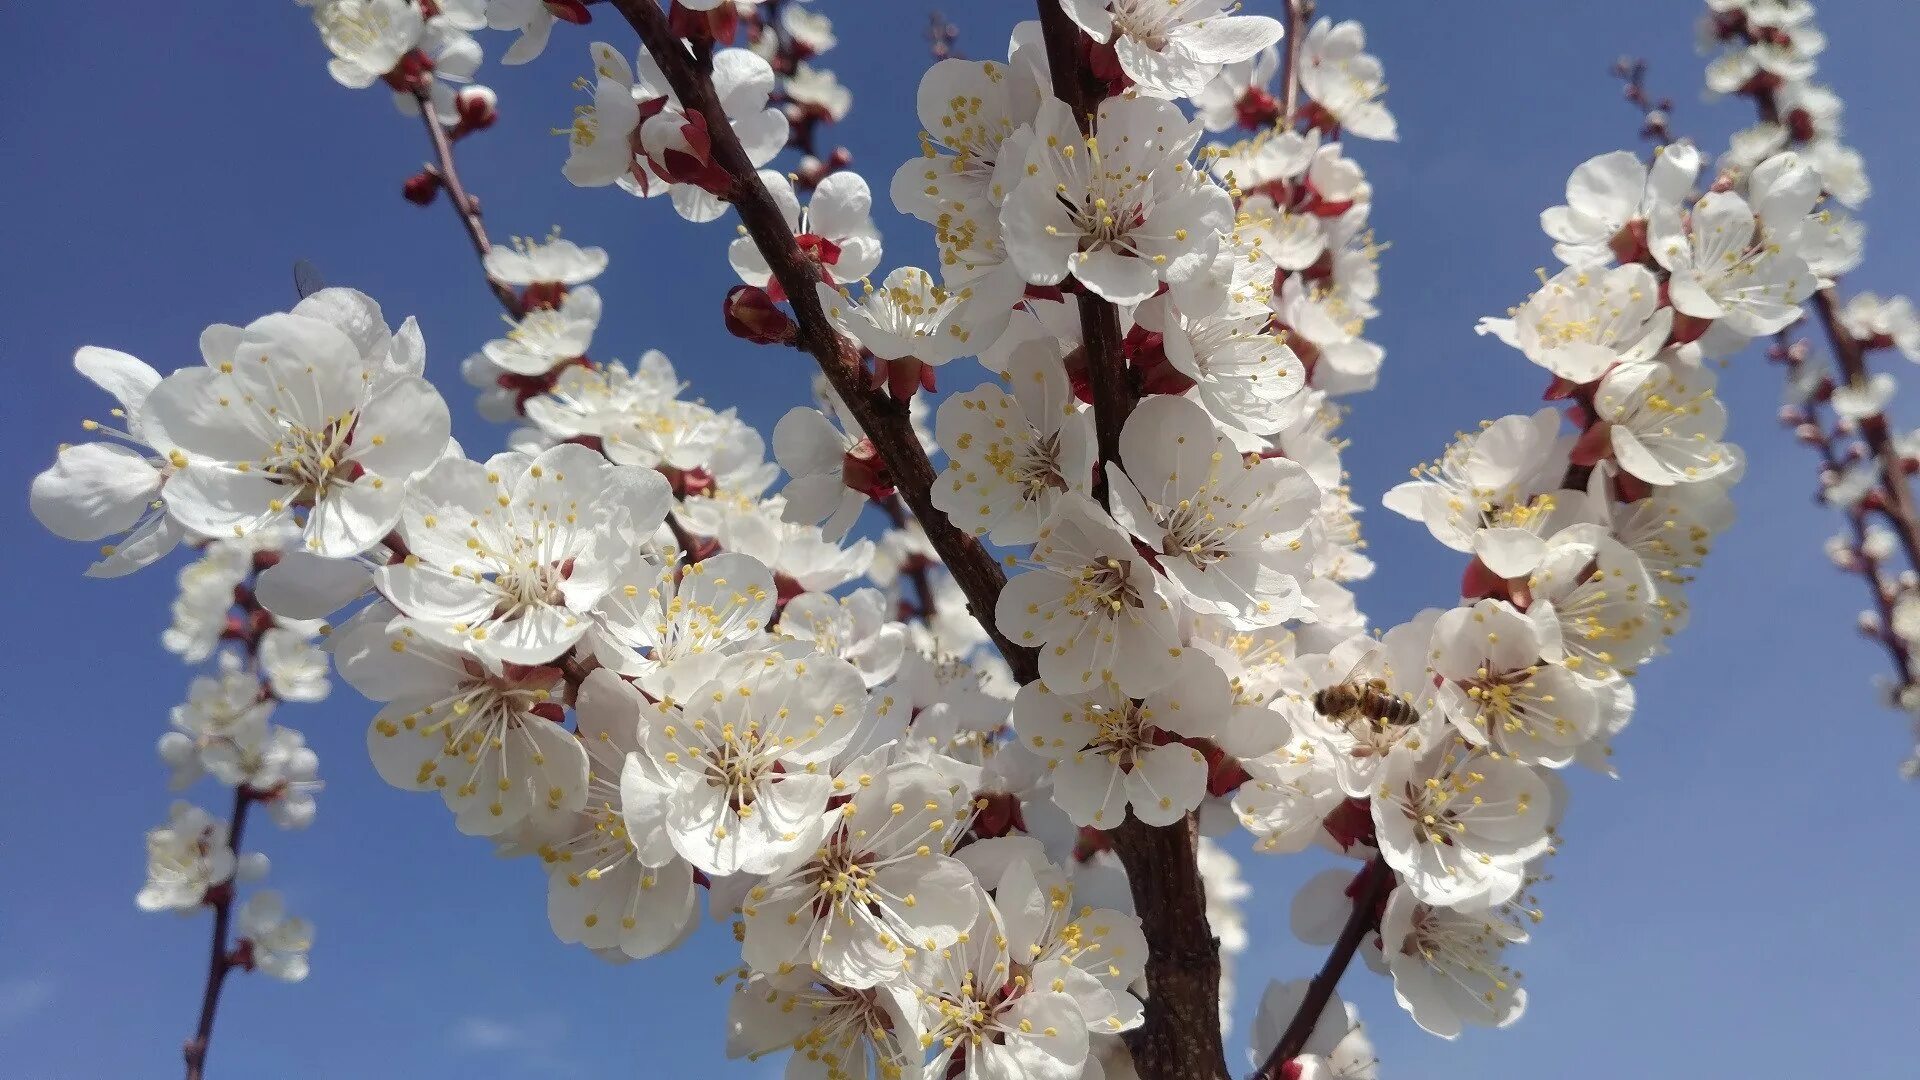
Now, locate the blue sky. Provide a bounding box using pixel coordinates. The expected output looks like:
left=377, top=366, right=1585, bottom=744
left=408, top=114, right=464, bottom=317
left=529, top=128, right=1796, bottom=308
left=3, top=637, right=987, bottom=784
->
left=4, top=2, right=1918, bottom=1077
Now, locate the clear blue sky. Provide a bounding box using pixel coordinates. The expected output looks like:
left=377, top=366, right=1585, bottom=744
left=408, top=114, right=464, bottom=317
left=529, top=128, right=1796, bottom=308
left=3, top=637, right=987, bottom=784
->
left=3, top=2, right=1917, bottom=1077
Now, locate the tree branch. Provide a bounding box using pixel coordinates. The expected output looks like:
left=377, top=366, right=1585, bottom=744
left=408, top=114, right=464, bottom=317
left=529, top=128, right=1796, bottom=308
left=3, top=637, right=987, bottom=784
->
left=1806, top=288, right=1920, bottom=569
left=182, top=786, right=252, bottom=1080
left=410, top=89, right=524, bottom=318
left=1278, top=0, right=1315, bottom=130
left=1032, top=9, right=1223, bottom=1080
left=609, top=0, right=1037, bottom=682
left=1771, top=332, right=1919, bottom=705
left=1251, top=857, right=1394, bottom=1080
left=1747, top=73, right=1920, bottom=574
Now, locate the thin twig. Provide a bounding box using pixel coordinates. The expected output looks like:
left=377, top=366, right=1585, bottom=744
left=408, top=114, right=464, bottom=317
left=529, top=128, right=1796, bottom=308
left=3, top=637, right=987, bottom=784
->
left=411, top=89, right=523, bottom=317
left=1741, top=50, right=1920, bottom=576
left=1279, top=0, right=1314, bottom=130
left=181, top=786, right=252, bottom=1080
left=1773, top=332, right=1919, bottom=697
left=1251, top=857, right=1394, bottom=1079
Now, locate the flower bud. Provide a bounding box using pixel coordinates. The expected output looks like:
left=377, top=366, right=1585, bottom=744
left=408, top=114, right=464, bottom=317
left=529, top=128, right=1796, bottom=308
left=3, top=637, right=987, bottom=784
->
left=840, top=438, right=896, bottom=500
left=668, top=0, right=739, bottom=45
left=402, top=170, right=443, bottom=206
left=546, top=0, right=594, bottom=25
left=723, top=285, right=797, bottom=345
left=455, top=86, right=498, bottom=131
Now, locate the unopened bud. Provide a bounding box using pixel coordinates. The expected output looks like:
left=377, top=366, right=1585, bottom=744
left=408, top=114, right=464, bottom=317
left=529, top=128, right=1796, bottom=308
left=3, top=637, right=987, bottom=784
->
left=723, top=285, right=796, bottom=345
left=547, top=0, right=594, bottom=25
left=1859, top=610, right=1883, bottom=637
left=840, top=438, right=896, bottom=500
left=403, top=170, right=443, bottom=206
left=456, top=86, right=498, bottom=131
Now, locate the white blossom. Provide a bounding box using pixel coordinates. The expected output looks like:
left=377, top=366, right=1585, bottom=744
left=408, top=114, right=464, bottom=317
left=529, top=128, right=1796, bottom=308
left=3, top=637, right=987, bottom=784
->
left=1107, top=394, right=1319, bottom=628
left=1297, top=18, right=1396, bottom=141
left=623, top=649, right=867, bottom=877
left=1379, top=888, right=1528, bottom=1038
left=1004, top=95, right=1231, bottom=305
left=1060, top=0, right=1283, bottom=101
left=1014, top=650, right=1227, bottom=828
left=336, top=606, right=589, bottom=836
left=996, top=493, right=1184, bottom=698
left=377, top=443, right=671, bottom=665
left=137, top=802, right=237, bottom=912
left=933, top=340, right=1096, bottom=546
left=237, top=890, right=314, bottom=982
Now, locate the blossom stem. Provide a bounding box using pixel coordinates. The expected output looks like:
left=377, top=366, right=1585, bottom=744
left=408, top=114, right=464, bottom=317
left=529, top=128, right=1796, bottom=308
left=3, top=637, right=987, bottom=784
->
left=1278, top=0, right=1315, bottom=130
left=409, top=88, right=524, bottom=318
left=611, top=0, right=1038, bottom=681
left=182, top=785, right=252, bottom=1080
left=1250, top=856, right=1395, bottom=1080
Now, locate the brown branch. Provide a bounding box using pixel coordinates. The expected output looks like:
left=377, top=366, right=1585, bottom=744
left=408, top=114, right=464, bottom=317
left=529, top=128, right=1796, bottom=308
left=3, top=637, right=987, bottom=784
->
left=1110, top=816, right=1230, bottom=1080
left=1278, top=0, right=1315, bottom=129
left=411, top=88, right=524, bottom=318
left=1807, top=289, right=1920, bottom=570
left=610, top=0, right=1036, bottom=682
left=1743, top=60, right=1920, bottom=576
left=1609, top=57, right=1673, bottom=145
left=1772, top=333, right=1919, bottom=698
left=182, top=786, right=253, bottom=1080
left=1032, top=9, right=1223, bottom=1080
left=1251, top=857, right=1394, bottom=1080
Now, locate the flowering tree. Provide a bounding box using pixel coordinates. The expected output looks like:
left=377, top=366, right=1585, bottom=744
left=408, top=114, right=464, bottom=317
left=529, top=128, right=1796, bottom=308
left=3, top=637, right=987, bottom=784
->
left=26, top=1, right=1913, bottom=1078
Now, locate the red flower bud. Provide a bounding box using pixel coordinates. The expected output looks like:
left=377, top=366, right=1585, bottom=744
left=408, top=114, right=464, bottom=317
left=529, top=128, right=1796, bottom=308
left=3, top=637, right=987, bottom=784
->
left=668, top=0, right=739, bottom=44
left=402, top=170, right=443, bottom=206
left=455, top=86, right=498, bottom=131
left=545, top=0, right=593, bottom=25
left=724, top=285, right=797, bottom=345
left=1609, top=218, right=1650, bottom=264
left=841, top=438, right=896, bottom=500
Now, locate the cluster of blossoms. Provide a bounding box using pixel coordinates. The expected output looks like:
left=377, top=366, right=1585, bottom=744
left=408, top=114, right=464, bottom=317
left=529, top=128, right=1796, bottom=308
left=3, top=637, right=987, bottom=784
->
left=30, top=332, right=331, bottom=997
left=1701, top=0, right=1920, bottom=774
left=30, top=2, right=1909, bottom=1079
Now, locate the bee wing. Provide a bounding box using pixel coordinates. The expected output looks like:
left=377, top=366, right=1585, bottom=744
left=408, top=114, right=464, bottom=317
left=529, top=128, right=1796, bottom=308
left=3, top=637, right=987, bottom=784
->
left=292, top=259, right=327, bottom=300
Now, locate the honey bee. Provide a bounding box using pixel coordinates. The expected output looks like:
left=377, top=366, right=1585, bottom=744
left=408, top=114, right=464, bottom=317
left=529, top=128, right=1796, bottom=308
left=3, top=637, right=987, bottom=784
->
left=1312, top=670, right=1421, bottom=729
